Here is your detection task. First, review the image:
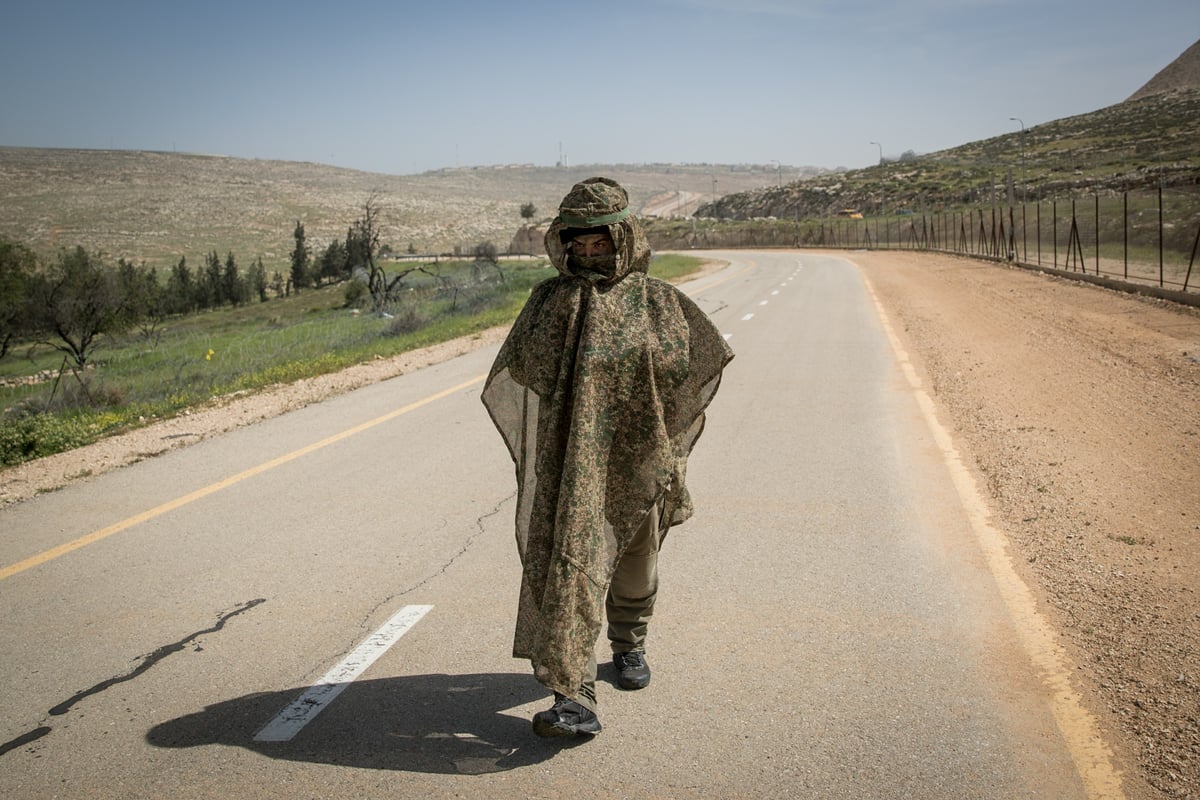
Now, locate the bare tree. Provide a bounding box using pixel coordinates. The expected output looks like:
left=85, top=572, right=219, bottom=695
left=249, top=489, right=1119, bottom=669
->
left=354, top=195, right=440, bottom=313
left=354, top=195, right=387, bottom=312
left=472, top=240, right=505, bottom=284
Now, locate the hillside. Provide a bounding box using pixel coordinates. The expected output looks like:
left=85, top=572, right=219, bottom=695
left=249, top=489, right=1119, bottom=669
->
left=1127, top=37, right=1200, bottom=101
left=701, top=86, right=1200, bottom=221
left=4, top=37, right=1197, bottom=268
left=0, top=150, right=819, bottom=269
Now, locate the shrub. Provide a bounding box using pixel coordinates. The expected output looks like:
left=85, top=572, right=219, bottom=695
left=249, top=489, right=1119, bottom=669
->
left=343, top=278, right=369, bottom=308
left=0, top=411, right=95, bottom=466
left=382, top=306, right=429, bottom=337
left=43, top=373, right=125, bottom=412
left=452, top=284, right=506, bottom=316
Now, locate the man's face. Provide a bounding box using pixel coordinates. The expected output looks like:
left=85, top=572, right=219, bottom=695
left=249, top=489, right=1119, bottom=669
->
left=571, top=233, right=614, bottom=257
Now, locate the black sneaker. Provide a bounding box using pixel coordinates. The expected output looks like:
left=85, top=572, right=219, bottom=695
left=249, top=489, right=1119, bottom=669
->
left=531, top=693, right=602, bottom=737
left=613, top=650, right=651, bottom=690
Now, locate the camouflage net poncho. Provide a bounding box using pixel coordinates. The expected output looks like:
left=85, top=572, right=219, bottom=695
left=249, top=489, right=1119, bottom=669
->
left=482, top=178, right=733, bottom=698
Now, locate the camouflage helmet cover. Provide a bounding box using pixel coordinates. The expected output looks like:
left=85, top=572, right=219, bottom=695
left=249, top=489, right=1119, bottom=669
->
left=545, top=177, right=650, bottom=282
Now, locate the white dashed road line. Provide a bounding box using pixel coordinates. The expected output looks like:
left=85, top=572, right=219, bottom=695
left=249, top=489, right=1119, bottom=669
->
left=254, top=604, right=433, bottom=742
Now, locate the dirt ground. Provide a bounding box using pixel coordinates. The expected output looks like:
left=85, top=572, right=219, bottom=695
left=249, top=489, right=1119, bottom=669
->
left=851, top=251, right=1200, bottom=800
left=2, top=251, right=1198, bottom=799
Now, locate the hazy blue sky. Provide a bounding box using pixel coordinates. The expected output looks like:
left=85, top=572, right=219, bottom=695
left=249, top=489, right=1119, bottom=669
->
left=1, top=0, right=1196, bottom=176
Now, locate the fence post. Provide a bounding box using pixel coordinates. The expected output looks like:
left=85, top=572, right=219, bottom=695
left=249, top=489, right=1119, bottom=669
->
left=1184, top=220, right=1199, bottom=292
left=991, top=207, right=998, bottom=257
left=1053, top=201, right=1058, bottom=269
left=1158, top=186, right=1165, bottom=288
left=1022, top=202, right=1027, bottom=263
left=1068, top=199, right=1083, bottom=272
left=1009, top=206, right=1016, bottom=260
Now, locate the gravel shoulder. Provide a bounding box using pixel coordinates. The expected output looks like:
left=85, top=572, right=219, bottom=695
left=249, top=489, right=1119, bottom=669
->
left=848, top=250, right=1200, bottom=800
left=3, top=252, right=1198, bottom=798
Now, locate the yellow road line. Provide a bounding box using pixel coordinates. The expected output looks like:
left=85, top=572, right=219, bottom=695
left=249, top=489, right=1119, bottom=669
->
left=2, top=259, right=747, bottom=583
left=860, top=269, right=1125, bottom=800
left=0, top=375, right=485, bottom=582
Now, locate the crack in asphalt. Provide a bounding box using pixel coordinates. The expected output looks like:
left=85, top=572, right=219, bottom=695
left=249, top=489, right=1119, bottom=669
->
left=4, top=493, right=515, bottom=760
left=0, top=597, right=266, bottom=759
left=354, top=492, right=515, bottom=643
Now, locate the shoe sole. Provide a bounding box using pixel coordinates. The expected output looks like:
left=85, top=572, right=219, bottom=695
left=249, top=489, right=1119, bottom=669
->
left=616, top=675, right=650, bottom=690
left=532, top=717, right=601, bottom=738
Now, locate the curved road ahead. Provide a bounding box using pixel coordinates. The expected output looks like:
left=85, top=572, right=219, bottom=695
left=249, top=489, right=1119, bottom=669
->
left=0, top=251, right=1120, bottom=799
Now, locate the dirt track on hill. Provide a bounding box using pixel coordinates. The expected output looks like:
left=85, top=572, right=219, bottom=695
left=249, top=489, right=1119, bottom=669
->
left=2, top=251, right=1198, bottom=798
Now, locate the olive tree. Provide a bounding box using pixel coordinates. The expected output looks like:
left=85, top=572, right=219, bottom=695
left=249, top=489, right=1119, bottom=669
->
left=0, top=237, right=37, bottom=360
left=28, top=247, right=130, bottom=369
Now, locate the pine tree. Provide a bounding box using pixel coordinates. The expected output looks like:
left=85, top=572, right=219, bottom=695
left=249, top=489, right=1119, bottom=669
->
left=290, top=220, right=311, bottom=290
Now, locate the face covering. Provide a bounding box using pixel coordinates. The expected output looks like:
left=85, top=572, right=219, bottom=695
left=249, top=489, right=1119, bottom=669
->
left=567, top=253, right=618, bottom=280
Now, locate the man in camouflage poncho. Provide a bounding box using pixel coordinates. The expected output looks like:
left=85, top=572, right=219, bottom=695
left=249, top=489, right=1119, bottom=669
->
left=482, top=177, right=732, bottom=737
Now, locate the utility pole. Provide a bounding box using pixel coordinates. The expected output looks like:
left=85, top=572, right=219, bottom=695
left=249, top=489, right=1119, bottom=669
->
left=1009, top=117, right=1026, bottom=204
left=870, top=141, right=885, bottom=216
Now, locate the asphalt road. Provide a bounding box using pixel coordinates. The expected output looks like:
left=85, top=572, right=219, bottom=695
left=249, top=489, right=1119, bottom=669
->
left=0, top=252, right=1112, bottom=799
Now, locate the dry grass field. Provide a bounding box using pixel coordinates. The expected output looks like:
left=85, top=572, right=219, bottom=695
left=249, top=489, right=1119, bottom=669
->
left=0, top=149, right=807, bottom=271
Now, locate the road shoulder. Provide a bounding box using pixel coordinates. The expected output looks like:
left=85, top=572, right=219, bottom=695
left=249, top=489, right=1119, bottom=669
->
left=846, top=249, right=1200, bottom=800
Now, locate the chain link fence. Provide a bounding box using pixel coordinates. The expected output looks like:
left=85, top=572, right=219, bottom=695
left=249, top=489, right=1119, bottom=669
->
left=885, top=186, right=1199, bottom=293
left=652, top=186, right=1200, bottom=299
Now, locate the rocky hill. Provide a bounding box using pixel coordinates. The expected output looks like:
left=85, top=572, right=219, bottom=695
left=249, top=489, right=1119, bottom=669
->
left=6, top=37, right=1196, bottom=264
left=1127, top=37, right=1200, bottom=101
left=700, top=38, right=1200, bottom=222
left=0, top=150, right=822, bottom=269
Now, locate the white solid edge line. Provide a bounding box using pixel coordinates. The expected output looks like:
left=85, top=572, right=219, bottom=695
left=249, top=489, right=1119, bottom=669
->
left=254, top=604, right=434, bottom=743
left=860, top=272, right=1125, bottom=800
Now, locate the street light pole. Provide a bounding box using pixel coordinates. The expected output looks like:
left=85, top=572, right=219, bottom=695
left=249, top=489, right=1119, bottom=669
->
left=1009, top=117, right=1026, bottom=204
left=869, top=141, right=884, bottom=216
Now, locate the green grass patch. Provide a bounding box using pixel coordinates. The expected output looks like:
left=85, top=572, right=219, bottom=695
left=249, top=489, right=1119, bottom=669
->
left=0, top=254, right=705, bottom=467
left=648, top=253, right=710, bottom=282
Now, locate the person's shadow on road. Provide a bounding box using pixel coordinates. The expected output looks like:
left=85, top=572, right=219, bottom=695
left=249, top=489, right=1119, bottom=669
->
left=146, top=673, right=582, bottom=774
